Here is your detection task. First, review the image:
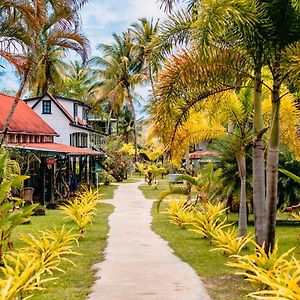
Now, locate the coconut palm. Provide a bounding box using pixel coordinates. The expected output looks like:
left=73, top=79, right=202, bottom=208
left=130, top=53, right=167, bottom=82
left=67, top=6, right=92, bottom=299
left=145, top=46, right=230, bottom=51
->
left=130, top=18, right=160, bottom=92
left=90, top=32, right=147, bottom=161
left=0, top=0, right=89, bottom=146
left=55, top=60, right=94, bottom=102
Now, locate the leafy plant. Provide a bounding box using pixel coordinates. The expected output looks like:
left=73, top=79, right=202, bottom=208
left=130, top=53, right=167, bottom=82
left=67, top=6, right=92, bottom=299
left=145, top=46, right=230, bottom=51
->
left=0, top=151, right=37, bottom=261
left=0, top=226, right=79, bottom=299
left=248, top=258, right=300, bottom=299
left=144, top=164, right=165, bottom=185
left=60, top=189, right=99, bottom=235
left=189, top=202, right=230, bottom=240
left=291, top=211, right=300, bottom=220
left=228, top=241, right=295, bottom=285
left=163, top=199, right=194, bottom=229
left=211, top=227, right=253, bottom=255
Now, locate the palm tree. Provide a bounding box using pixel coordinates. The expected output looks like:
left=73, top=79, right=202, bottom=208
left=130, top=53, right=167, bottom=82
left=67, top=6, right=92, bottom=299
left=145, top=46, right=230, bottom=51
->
left=153, top=0, right=270, bottom=246
left=0, top=0, right=89, bottom=146
left=52, top=60, right=94, bottom=101
left=90, top=33, right=147, bottom=161
left=130, top=18, right=160, bottom=92
left=263, top=1, right=300, bottom=252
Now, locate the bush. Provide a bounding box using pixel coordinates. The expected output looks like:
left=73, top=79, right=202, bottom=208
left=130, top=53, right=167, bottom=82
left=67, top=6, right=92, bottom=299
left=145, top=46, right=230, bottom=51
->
left=163, top=199, right=194, bottom=229
left=211, top=227, right=253, bottom=255
left=189, top=202, right=230, bottom=240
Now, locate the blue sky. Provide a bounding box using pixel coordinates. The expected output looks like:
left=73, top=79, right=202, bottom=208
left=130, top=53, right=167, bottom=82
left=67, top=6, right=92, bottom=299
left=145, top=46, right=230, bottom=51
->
left=0, top=0, right=166, bottom=98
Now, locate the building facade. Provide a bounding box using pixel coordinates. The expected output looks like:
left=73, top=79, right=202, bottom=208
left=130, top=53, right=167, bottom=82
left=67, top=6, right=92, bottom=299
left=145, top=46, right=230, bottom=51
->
left=0, top=93, right=102, bottom=204
left=24, top=92, right=105, bottom=150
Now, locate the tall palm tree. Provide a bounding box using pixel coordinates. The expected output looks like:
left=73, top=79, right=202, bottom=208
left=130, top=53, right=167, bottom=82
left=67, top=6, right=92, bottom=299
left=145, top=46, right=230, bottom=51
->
left=263, top=1, right=300, bottom=251
left=0, top=0, right=90, bottom=146
left=130, top=18, right=160, bottom=92
left=90, top=33, right=147, bottom=161
left=55, top=60, right=94, bottom=102
left=154, top=0, right=270, bottom=246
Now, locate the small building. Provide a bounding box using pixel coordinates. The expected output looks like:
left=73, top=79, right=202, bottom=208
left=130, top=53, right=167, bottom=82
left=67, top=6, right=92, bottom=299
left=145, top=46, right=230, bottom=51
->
left=24, top=92, right=105, bottom=150
left=0, top=93, right=103, bottom=204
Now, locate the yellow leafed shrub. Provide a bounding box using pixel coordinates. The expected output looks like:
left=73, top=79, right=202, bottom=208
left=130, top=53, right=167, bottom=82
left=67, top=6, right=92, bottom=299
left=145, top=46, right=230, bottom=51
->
left=211, top=227, right=253, bottom=255
left=248, top=258, right=300, bottom=299
left=163, top=199, right=195, bottom=229
left=291, top=211, right=300, bottom=221
left=0, top=226, right=79, bottom=299
left=189, top=202, right=230, bottom=239
left=228, top=241, right=295, bottom=286
left=61, top=188, right=99, bottom=235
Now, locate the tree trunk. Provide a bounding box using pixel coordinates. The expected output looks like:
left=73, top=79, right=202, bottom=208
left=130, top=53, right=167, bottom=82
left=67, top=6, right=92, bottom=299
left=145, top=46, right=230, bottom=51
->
left=0, top=70, right=29, bottom=147
left=236, top=153, right=247, bottom=238
left=126, top=86, right=138, bottom=162
left=252, top=67, right=266, bottom=246
left=265, top=77, right=281, bottom=253
left=106, top=108, right=112, bottom=135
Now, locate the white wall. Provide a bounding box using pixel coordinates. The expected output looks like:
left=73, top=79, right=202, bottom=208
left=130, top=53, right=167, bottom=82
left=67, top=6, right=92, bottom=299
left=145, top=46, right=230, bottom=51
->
left=28, top=96, right=91, bottom=146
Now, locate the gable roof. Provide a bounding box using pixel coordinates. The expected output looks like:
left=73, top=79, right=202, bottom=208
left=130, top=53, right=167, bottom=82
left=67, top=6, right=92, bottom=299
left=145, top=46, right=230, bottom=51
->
left=0, top=93, right=57, bottom=135
left=25, top=92, right=89, bottom=128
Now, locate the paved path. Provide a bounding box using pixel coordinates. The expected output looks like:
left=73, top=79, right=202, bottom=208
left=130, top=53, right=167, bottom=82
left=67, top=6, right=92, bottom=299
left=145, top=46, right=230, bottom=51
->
left=88, top=181, right=211, bottom=300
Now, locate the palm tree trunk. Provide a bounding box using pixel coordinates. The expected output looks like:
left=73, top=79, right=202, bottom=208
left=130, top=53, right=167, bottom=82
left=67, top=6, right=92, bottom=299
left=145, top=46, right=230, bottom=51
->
left=106, top=108, right=112, bottom=135
left=236, top=152, right=247, bottom=238
left=252, top=67, right=266, bottom=246
left=0, top=70, right=29, bottom=147
left=126, top=86, right=138, bottom=162
left=149, top=66, right=155, bottom=95
left=265, top=77, right=281, bottom=253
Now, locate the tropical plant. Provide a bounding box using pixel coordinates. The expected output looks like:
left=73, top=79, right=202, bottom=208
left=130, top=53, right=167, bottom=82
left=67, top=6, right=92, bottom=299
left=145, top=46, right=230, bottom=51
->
left=0, top=151, right=37, bottom=261
left=163, top=198, right=194, bottom=229
left=90, top=32, right=147, bottom=161
left=189, top=202, right=230, bottom=240
left=0, top=226, right=79, bottom=299
left=228, top=241, right=295, bottom=285
left=0, top=0, right=89, bottom=146
left=211, top=227, right=253, bottom=255
left=144, top=164, right=165, bottom=185
left=60, top=189, right=98, bottom=235
left=248, top=258, right=300, bottom=299
left=56, top=60, right=94, bottom=102
left=157, top=163, right=222, bottom=210
left=130, top=17, right=160, bottom=92
left=120, top=143, right=135, bottom=157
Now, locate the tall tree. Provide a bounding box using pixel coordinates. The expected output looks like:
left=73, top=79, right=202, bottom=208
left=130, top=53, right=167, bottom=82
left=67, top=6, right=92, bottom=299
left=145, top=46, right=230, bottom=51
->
left=130, top=18, right=160, bottom=92
left=0, top=0, right=90, bottom=146
left=90, top=32, right=146, bottom=161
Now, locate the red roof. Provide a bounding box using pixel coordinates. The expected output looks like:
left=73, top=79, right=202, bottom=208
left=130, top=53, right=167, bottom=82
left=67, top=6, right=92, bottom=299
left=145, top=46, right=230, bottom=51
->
left=0, top=93, right=57, bottom=135
left=7, top=142, right=103, bottom=156
left=189, top=150, right=218, bottom=159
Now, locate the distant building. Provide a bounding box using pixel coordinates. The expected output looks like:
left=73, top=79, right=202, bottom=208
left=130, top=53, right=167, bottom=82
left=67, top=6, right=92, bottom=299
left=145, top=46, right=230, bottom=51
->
left=24, top=92, right=105, bottom=150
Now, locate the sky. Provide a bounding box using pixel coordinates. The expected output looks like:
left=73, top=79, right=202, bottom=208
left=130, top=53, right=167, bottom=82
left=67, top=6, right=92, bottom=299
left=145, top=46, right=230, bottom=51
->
left=0, top=0, right=167, bottom=98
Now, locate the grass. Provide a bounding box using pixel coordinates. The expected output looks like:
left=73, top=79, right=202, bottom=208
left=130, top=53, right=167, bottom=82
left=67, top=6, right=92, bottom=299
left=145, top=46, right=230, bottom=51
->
left=138, top=177, right=170, bottom=199
left=140, top=179, right=300, bottom=300
left=99, top=183, right=118, bottom=199
left=8, top=186, right=116, bottom=300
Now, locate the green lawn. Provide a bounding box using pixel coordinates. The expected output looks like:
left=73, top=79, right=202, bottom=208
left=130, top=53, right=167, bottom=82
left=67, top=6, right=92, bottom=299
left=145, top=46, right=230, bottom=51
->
left=140, top=180, right=300, bottom=300
left=8, top=184, right=117, bottom=300
left=99, top=183, right=118, bottom=199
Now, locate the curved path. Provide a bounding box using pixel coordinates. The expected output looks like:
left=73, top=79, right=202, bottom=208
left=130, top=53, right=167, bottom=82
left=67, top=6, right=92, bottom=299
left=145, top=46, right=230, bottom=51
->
left=88, top=181, right=211, bottom=300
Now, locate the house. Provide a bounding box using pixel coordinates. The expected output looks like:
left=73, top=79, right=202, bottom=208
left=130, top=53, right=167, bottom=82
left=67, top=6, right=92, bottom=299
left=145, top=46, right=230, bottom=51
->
left=24, top=92, right=105, bottom=150
left=0, top=93, right=102, bottom=204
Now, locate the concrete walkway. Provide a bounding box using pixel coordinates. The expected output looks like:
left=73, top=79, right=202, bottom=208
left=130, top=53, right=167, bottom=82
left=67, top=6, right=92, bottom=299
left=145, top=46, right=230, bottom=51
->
left=88, top=181, right=211, bottom=300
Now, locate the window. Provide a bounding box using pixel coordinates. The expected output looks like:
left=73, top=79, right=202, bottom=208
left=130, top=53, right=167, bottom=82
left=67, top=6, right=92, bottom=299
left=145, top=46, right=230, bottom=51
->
left=42, top=100, right=51, bottom=114
left=70, top=132, right=88, bottom=148
left=74, top=103, right=78, bottom=119
left=82, top=108, right=88, bottom=121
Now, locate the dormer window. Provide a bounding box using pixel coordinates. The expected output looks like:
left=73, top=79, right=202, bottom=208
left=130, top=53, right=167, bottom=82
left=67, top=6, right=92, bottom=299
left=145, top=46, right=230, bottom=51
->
left=42, top=100, right=51, bottom=114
